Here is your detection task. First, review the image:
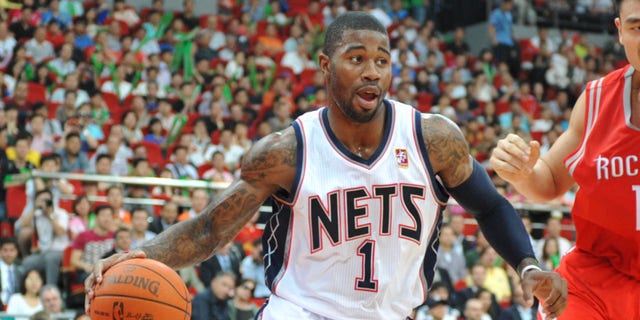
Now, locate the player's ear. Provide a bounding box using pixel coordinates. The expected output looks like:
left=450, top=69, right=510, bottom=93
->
left=319, top=53, right=330, bottom=78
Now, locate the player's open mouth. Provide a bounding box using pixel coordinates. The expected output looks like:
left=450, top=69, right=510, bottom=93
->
left=356, top=86, right=380, bottom=109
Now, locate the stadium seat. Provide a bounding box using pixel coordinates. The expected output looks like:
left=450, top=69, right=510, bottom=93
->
left=138, top=141, right=165, bottom=170
left=6, top=185, right=27, bottom=220
left=197, top=163, right=213, bottom=179
left=26, top=83, right=47, bottom=104
left=61, top=246, right=85, bottom=309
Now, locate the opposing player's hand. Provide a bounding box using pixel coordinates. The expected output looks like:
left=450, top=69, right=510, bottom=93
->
left=490, top=133, right=541, bottom=183
left=84, top=249, right=146, bottom=312
left=521, top=269, right=567, bottom=319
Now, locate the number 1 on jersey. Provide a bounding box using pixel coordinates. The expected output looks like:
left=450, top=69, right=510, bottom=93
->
left=634, top=185, right=640, bottom=230
left=355, top=240, right=378, bottom=292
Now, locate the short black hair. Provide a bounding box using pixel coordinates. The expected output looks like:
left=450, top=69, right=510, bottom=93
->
left=132, top=157, right=148, bottom=168
left=322, top=11, right=387, bottom=57
left=615, top=0, right=624, bottom=13
left=65, top=132, right=81, bottom=141
left=96, top=153, right=112, bottom=163
left=94, top=204, right=114, bottom=216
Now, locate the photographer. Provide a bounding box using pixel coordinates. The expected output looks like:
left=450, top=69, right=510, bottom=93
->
left=16, top=189, right=70, bottom=286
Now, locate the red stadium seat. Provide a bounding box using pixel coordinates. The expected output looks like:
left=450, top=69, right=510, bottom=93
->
left=27, top=83, right=47, bottom=104
left=138, top=141, right=165, bottom=170
left=197, top=163, right=213, bottom=179
left=6, top=185, right=27, bottom=220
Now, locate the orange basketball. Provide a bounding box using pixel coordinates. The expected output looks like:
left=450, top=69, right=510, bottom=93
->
left=90, top=258, right=192, bottom=320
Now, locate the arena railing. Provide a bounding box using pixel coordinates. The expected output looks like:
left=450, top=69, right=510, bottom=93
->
left=6, top=171, right=573, bottom=233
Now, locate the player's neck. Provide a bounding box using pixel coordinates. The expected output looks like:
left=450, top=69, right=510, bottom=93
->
left=327, top=106, right=387, bottom=159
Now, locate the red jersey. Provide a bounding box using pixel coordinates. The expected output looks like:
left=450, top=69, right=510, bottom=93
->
left=564, top=65, right=640, bottom=280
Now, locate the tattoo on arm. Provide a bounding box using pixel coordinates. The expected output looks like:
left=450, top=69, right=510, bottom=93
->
left=421, top=114, right=472, bottom=188
left=141, top=129, right=298, bottom=269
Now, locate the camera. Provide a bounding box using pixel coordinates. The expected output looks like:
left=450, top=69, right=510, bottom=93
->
left=43, top=199, right=53, bottom=208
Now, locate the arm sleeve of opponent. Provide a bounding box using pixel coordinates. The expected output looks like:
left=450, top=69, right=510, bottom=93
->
left=446, top=159, right=536, bottom=270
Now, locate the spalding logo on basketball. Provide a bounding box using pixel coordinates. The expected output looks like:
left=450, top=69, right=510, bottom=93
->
left=90, top=259, right=192, bottom=320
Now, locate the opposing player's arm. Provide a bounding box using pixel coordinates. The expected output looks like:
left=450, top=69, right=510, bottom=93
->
left=140, top=128, right=298, bottom=269
left=526, top=91, right=585, bottom=200
left=422, top=114, right=536, bottom=270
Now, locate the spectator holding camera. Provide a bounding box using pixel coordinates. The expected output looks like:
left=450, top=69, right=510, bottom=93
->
left=16, top=189, right=70, bottom=286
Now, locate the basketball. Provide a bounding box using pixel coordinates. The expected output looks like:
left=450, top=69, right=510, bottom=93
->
left=90, top=258, right=192, bottom=320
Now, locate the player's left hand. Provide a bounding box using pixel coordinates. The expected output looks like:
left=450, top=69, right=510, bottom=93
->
left=521, top=269, right=568, bottom=319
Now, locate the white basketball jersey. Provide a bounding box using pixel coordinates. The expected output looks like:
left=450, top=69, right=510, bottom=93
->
left=263, top=100, right=449, bottom=319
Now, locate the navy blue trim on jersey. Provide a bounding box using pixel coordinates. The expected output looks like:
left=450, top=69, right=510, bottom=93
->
left=320, top=99, right=394, bottom=167
left=422, top=206, right=444, bottom=291
left=273, top=121, right=304, bottom=204
left=254, top=297, right=269, bottom=320
left=263, top=200, right=293, bottom=291
left=414, top=110, right=449, bottom=203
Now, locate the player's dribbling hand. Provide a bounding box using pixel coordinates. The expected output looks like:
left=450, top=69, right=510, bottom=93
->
left=490, top=133, right=541, bottom=184
left=84, top=249, right=146, bottom=312
left=521, top=269, right=568, bottom=319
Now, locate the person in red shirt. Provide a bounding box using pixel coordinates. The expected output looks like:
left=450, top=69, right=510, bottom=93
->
left=490, top=1, right=640, bottom=318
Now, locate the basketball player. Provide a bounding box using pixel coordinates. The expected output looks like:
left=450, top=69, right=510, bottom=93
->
left=490, top=1, right=640, bottom=318
left=86, top=12, right=567, bottom=319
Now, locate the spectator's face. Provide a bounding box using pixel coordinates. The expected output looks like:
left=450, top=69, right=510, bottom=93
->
left=65, top=93, right=77, bottom=107
left=0, top=243, right=18, bottom=265
left=191, top=190, right=208, bottom=213
left=471, top=265, right=486, bottom=286
left=134, top=161, right=150, bottom=176
left=115, top=230, right=132, bottom=251
left=24, top=270, right=43, bottom=295
left=546, top=218, right=562, bottom=237
left=41, top=289, right=63, bottom=313
left=41, top=159, right=59, bottom=173
left=95, top=208, right=115, bottom=231
left=132, top=211, right=149, bottom=232
left=464, top=300, right=484, bottom=320
left=212, top=275, right=235, bottom=300
left=235, top=281, right=254, bottom=301
left=161, top=203, right=178, bottom=223
left=15, top=139, right=29, bottom=160
left=66, top=136, right=82, bottom=155
left=64, top=74, right=79, bottom=90
left=35, top=28, right=46, bottom=41
left=107, top=189, right=123, bottom=207
left=212, top=153, right=225, bottom=169
left=439, top=226, right=454, bottom=247
left=96, top=157, right=112, bottom=175
left=15, top=82, right=27, bottom=99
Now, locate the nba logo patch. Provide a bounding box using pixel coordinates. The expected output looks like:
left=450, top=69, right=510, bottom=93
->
left=395, top=148, right=408, bottom=168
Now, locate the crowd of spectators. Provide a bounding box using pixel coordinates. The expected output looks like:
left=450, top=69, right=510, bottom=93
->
left=0, top=0, right=627, bottom=319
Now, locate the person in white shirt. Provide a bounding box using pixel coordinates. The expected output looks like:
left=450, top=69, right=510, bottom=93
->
left=0, top=22, right=16, bottom=70
left=129, top=208, right=156, bottom=250
left=211, top=129, right=245, bottom=172
left=100, top=65, right=133, bottom=100
left=49, top=73, right=90, bottom=107
left=17, top=190, right=69, bottom=286
left=24, top=27, right=55, bottom=64
left=47, top=43, right=76, bottom=79
left=280, top=40, right=316, bottom=75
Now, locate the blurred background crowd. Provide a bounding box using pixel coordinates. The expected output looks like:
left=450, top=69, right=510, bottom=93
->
left=0, top=0, right=625, bottom=319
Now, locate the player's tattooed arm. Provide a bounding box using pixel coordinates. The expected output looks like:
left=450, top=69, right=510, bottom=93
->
left=420, top=114, right=473, bottom=188
left=141, top=128, right=298, bottom=269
